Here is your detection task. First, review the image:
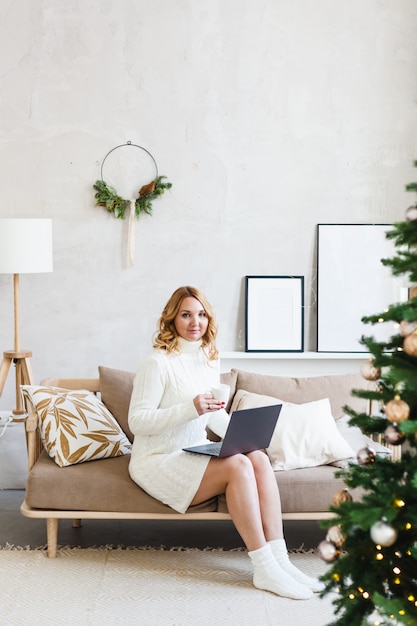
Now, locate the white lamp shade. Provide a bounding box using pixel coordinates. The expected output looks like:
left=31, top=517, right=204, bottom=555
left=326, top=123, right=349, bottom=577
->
left=0, top=218, right=53, bottom=274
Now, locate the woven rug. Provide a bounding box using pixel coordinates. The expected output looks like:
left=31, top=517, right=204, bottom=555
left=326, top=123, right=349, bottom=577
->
left=0, top=546, right=336, bottom=626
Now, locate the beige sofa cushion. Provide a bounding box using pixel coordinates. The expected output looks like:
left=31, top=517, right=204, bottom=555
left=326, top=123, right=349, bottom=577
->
left=217, top=465, right=356, bottom=514
left=232, top=369, right=368, bottom=419
left=26, top=451, right=218, bottom=514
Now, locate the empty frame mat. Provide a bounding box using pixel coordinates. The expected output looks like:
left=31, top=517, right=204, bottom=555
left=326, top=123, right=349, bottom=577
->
left=317, top=224, right=400, bottom=352
left=245, top=276, right=304, bottom=352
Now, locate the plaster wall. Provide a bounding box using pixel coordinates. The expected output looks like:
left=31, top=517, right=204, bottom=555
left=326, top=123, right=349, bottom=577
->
left=0, top=0, right=417, bottom=409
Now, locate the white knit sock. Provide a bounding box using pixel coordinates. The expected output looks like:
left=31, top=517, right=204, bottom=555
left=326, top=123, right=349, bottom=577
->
left=268, top=539, right=325, bottom=593
left=248, top=544, right=313, bottom=600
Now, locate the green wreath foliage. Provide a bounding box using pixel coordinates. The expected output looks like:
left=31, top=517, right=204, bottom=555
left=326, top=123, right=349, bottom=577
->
left=93, top=176, right=172, bottom=220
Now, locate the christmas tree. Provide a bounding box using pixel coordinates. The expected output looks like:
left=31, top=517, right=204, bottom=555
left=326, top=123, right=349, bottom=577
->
left=318, top=164, right=417, bottom=626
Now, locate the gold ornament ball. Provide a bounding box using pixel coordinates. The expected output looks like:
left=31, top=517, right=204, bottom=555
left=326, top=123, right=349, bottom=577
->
left=384, top=396, right=410, bottom=423
left=326, top=525, right=345, bottom=548
left=318, top=540, right=341, bottom=563
left=404, top=332, right=417, bottom=357
left=332, top=489, right=353, bottom=506
left=361, top=360, right=381, bottom=381
left=399, top=319, right=417, bottom=337
left=370, top=520, right=398, bottom=547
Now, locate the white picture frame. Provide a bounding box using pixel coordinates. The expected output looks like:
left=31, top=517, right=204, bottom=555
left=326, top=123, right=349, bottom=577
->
left=317, top=224, right=403, bottom=352
left=245, top=276, right=304, bottom=352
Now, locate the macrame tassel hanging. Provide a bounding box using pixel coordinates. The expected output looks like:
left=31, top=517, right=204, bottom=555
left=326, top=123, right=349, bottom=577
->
left=127, top=199, right=136, bottom=268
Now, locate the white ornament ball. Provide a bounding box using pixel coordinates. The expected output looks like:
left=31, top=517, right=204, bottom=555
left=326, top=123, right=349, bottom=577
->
left=399, top=320, right=417, bottom=337
left=405, top=204, right=417, bottom=222
left=318, top=540, right=341, bottom=562
left=370, top=520, right=398, bottom=547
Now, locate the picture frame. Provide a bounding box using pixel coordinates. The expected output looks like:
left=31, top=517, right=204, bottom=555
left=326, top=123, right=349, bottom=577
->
left=245, top=276, right=304, bottom=352
left=317, top=224, right=401, bottom=352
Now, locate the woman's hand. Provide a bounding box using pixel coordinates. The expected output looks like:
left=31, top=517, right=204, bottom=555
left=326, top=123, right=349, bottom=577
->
left=193, top=393, right=225, bottom=415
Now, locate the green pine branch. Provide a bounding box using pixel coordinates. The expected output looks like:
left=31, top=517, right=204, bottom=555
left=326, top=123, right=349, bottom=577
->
left=135, top=176, right=172, bottom=218
left=93, top=176, right=172, bottom=220
left=373, top=593, right=417, bottom=626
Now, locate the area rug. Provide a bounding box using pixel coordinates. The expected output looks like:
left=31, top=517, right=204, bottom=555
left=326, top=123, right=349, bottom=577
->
left=0, top=546, right=336, bottom=626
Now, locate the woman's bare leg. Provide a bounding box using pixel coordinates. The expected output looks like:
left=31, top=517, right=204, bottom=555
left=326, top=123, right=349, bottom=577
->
left=192, top=450, right=283, bottom=547
left=191, top=452, right=313, bottom=599
left=191, top=453, right=267, bottom=551
left=246, top=452, right=325, bottom=592
left=245, top=450, right=284, bottom=541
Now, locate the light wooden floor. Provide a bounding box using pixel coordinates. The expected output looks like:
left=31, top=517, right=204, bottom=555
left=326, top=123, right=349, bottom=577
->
left=0, top=490, right=326, bottom=550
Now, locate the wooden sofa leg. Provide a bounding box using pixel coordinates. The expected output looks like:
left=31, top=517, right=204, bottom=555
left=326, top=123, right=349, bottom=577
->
left=72, top=519, right=81, bottom=528
left=46, top=518, right=59, bottom=558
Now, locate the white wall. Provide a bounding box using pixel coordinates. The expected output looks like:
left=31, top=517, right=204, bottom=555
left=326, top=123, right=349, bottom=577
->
left=1, top=0, right=417, bottom=409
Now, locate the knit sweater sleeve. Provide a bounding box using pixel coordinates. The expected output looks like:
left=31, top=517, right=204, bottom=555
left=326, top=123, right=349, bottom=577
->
left=128, top=353, right=199, bottom=436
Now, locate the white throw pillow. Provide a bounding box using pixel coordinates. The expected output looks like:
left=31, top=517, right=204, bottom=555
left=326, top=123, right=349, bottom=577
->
left=22, top=385, right=132, bottom=467
left=230, top=389, right=356, bottom=471
left=331, top=414, right=392, bottom=468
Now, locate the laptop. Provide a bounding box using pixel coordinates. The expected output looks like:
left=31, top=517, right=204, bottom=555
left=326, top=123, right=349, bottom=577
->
left=183, top=404, right=282, bottom=458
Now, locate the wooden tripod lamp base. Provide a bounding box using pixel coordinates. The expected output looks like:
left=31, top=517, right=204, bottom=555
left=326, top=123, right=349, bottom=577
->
left=0, top=350, right=34, bottom=416
left=0, top=219, right=53, bottom=417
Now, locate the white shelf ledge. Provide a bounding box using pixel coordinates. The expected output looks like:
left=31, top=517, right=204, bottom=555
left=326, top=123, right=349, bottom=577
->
left=220, top=351, right=368, bottom=360
left=220, top=351, right=367, bottom=377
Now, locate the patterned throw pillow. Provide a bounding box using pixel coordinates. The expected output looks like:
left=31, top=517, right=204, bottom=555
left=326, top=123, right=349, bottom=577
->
left=22, top=385, right=132, bottom=467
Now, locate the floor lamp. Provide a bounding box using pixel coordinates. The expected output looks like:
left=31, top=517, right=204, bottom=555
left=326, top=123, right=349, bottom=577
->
left=0, top=218, right=53, bottom=416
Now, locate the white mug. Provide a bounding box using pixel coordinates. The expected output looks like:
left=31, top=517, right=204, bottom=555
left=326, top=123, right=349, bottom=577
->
left=210, top=383, right=230, bottom=404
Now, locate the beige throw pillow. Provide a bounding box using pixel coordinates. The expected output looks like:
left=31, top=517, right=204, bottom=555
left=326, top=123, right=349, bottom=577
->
left=98, top=366, right=135, bottom=442
left=22, top=385, right=132, bottom=468
left=230, top=389, right=355, bottom=471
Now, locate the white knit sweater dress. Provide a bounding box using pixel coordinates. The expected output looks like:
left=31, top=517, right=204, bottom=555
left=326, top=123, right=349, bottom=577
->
left=128, top=337, right=227, bottom=514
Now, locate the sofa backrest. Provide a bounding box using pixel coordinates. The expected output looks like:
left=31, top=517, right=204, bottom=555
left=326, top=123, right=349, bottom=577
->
left=231, top=368, right=369, bottom=419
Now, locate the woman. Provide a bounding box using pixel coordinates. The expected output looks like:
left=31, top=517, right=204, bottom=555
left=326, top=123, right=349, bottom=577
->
left=128, top=286, right=323, bottom=599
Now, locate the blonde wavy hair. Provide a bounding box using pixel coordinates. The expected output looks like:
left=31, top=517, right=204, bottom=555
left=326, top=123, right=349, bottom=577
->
left=153, top=286, right=219, bottom=361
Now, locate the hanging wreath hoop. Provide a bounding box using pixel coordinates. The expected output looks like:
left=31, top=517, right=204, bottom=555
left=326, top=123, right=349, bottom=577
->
left=93, top=141, right=172, bottom=220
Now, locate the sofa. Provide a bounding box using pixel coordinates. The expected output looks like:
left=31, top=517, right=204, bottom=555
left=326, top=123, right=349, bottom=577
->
left=20, top=367, right=396, bottom=558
